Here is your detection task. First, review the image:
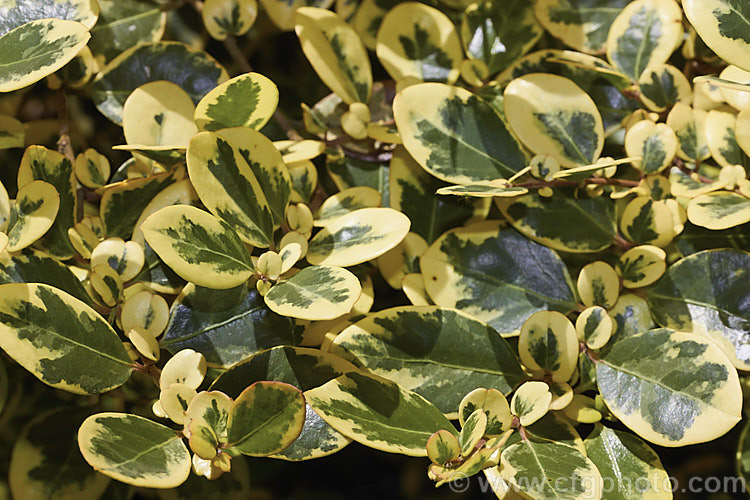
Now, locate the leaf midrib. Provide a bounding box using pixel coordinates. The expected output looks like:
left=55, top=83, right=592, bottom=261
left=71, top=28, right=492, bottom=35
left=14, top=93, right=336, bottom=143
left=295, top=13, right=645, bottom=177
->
left=7, top=311, right=132, bottom=367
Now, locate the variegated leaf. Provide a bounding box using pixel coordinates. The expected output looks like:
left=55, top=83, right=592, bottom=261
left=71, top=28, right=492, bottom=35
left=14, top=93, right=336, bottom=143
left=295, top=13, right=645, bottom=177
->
left=79, top=413, right=190, bottom=488
left=534, top=0, right=629, bottom=54
left=0, top=283, right=132, bottom=394
left=597, top=328, right=742, bottom=446
left=89, top=41, right=228, bottom=124
left=141, top=205, right=255, bottom=289
left=497, top=189, right=617, bottom=253
left=305, top=371, right=457, bottom=456
left=684, top=0, right=750, bottom=73
left=162, top=284, right=298, bottom=367
left=0, top=19, right=90, bottom=92
left=89, top=0, right=166, bottom=63
left=648, top=249, right=750, bottom=370
left=333, top=306, right=524, bottom=415
left=264, top=265, right=361, bottom=320
left=394, top=83, right=527, bottom=184
left=501, top=439, right=602, bottom=499
left=307, top=207, right=410, bottom=266
left=585, top=425, right=672, bottom=500
left=227, top=381, right=306, bottom=456
left=195, top=73, right=278, bottom=131
left=187, top=131, right=274, bottom=246
left=218, top=127, right=291, bottom=227
left=606, top=0, right=683, bottom=81
left=420, top=221, right=577, bottom=335
left=504, top=73, right=603, bottom=167
left=295, top=7, right=371, bottom=104
left=376, top=2, right=462, bottom=84
left=9, top=409, right=110, bottom=500
left=18, top=145, right=77, bottom=258
left=211, top=345, right=356, bottom=460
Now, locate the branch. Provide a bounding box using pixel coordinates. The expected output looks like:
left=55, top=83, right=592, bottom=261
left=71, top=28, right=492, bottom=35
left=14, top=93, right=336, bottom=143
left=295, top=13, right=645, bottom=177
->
left=516, top=177, right=640, bottom=189
left=223, top=35, right=252, bottom=74
left=56, top=91, right=74, bottom=161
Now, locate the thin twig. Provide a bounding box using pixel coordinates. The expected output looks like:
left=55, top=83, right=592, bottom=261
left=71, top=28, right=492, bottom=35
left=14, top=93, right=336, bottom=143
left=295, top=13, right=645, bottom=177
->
left=56, top=91, right=74, bottom=161
left=274, top=109, right=304, bottom=141
left=223, top=36, right=252, bottom=74
left=516, top=177, right=640, bottom=189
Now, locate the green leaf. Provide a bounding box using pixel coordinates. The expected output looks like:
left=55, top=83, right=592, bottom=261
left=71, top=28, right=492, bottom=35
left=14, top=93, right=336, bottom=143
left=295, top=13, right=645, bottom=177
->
left=78, top=413, right=190, bottom=488
left=18, top=146, right=77, bottom=259
left=0, top=248, right=92, bottom=306
left=584, top=425, right=672, bottom=500
left=89, top=0, right=166, bottom=63
left=326, top=152, right=389, bottom=203
left=305, top=371, right=457, bottom=456
left=89, top=41, right=229, bottom=124
left=0, top=18, right=90, bottom=92
left=684, top=0, right=750, bottom=73
left=394, top=83, right=527, bottom=184
left=420, top=221, right=577, bottom=335
left=100, top=170, right=178, bottom=239
left=333, top=306, right=524, bottom=415
left=376, top=2, right=462, bottom=84
left=596, top=328, right=742, bottom=446
left=389, top=146, right=482, bottom=243
left=162, top=283, right=299, bottom=367
left=211, top=345, right=357, bottom=461
left=227, top=381, right=306, bottom=456
left=0, top=0, right=98, bottom=36
left=141, top=205, right=255, bottom=290
left=307, top=207, right=410, bottom=266
left=647, top=249, right=750, bottom=370
left=504, top=73, right=604, bottom=167
left=9, top=408, right=110, bottom=500
left=295, top=7, right=371, bottom=104
left=187, top=131, right=274, bottom=247
left=501, top=439, right=602, bottom=499
left=195, top=73, right=278, bottom=131
left=606, top=0, right=683, bottom=81
left=624, top=120, right=678, bottom=175
left=264, top=265, right=362, bottom=321
left=134, top=243, right=186, bottom=295
left=462, top=0, right=542, bottom=74
left=534, top=0, right=629, bottom=54
left=0, top=283, right=132, bottom=394
left=498, top=188, right=617, bottom=253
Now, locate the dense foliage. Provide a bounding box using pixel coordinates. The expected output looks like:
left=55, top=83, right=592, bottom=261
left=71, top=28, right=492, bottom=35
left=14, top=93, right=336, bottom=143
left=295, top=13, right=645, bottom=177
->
left=0, top=0, right=750, bottom=498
